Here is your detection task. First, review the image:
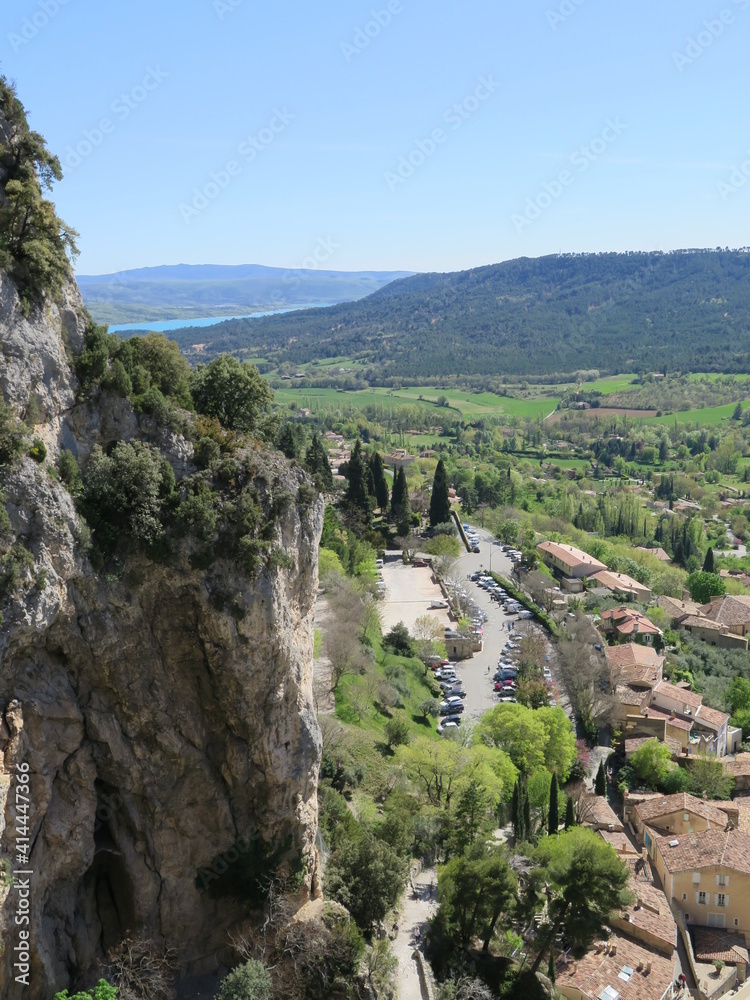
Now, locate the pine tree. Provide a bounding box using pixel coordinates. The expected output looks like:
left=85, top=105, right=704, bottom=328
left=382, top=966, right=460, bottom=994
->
left=564, top=795, right=575, bottom=830
left=703, top=546, right=715, bottom=574
left=548, top=773, right=559, bottom=836
left=429, top=458, right=451, bottom=527
left=391, top=467, right=411, bottom=535
left=595, top=759, right=606, bottom=797
left=369, top=452, right=389, bottom=511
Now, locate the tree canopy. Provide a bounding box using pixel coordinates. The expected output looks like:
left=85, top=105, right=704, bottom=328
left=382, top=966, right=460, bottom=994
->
left=190, top=355, right=273, bottom=432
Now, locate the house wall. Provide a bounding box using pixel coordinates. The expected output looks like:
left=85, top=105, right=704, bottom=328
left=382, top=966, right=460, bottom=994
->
left=635, top=809, right=714, bottom=841
left=728, top=727, right=743, bottom=755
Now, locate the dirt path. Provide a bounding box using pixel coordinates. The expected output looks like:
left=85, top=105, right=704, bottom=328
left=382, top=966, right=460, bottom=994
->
left=312, top=595, right=335, bottom=713
left=391, top=866, right=439, bottom=1000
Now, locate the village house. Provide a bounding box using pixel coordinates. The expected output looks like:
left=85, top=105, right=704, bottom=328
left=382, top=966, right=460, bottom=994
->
left=383, top=449, right=416, bottom=470
left=600, top=608, right=663, bottom=646
left=637, top=546, right=671, bottom=563
left=698, top=595, right=750, bottom=638
left=657, top=596, right=702, bottom=625
left=588, top=570, right=653, bottom=602
left=536, top=540, right=607, bottom=592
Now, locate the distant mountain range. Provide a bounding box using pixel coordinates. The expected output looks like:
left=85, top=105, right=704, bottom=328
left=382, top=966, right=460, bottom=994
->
left=159, top=250, right=750, bottom=377
left=77, top=263, right=414, bottom=325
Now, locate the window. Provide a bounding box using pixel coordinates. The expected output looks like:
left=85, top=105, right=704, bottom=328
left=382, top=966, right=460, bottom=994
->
left=698, top=892, right=707, bottom=905
left=684, top=813, right=690, bottom=821
left=717, top=875, right=728, bottom=886
left=717, top=894, right=726, bottom=907
left=692, top=872, right=701, bottom=884
left=682, top=893, right=687, bottom=901
left=735, top=919, right=740, bottom=927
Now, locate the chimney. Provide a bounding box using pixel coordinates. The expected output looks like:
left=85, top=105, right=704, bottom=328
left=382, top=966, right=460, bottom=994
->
left=610, top=944, right=617, bottom=956
left=645, top=961, right=652, bottom=974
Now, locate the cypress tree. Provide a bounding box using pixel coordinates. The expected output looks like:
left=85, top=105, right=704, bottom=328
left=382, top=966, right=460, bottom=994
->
left=703, top=546, right=715, bottom=574
left=277, top=423, right=298, bottom=460
left=548, top=950, right=556, bottom=984
left=564, top=795, right=575, bottom=830
left=595, top=759, right=606, bottom=797
left=369, top=451, right=389, bottom=511
left=345, top=439, right=372, bottom=526
left=547, top=773, right=559, bottom=836
left=305, top=434, right=333, bottom=491
left=391, top=467, right=411, bottom=534
left=511, top=779, right=520, bottom=841
left=429, top=458, right=452, bottom=527
left=523, top=785, right=531, bottom=841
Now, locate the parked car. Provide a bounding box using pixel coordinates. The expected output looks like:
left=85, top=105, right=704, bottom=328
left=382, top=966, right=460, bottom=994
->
left=440, top=701, right=465, bottom=715
left=413, top=559, right=428, bottom=567
left=442, top=713, right=463, bottom=726
left=437, top=721, right=459, bottom=734
left=447, top=687, right=467, bottom=698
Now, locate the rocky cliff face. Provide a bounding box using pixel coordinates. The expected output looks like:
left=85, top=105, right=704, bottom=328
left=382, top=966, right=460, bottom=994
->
left=0, top=273, right=323, bottom=998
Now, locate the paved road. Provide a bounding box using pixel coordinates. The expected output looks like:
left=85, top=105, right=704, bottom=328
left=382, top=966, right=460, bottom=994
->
left=449, top=527, right=524, bottom=723
left=391, top=866, right=439, bottom=1000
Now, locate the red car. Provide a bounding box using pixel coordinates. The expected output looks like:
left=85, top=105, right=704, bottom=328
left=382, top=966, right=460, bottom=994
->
left=413, top=559, right=428, bottom=567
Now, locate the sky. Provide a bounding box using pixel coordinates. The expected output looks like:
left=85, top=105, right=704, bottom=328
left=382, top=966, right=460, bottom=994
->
left=4, top=0, right=750, bottom=275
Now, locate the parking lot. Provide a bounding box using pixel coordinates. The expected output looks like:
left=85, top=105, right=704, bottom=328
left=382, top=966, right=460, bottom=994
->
left=379, top=556, right=451, bottom=633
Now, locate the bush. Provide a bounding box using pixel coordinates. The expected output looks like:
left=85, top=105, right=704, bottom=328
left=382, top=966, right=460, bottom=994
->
left=384, top=716, right=411, bottom=749
left=0, top=402, right=24, bottom=465
left=54, top=981, right=117, bottom=1000
left=324, top=833, right=408, bottom=928
left=383, top=621, right=414, bottom=656
left=191, top=355, right=273, bottom=432
left=58, top=448, right=82, bottom=492
left=28, top=436, right=46, bottom=462
left=217, top=960, right=272, bottom=1000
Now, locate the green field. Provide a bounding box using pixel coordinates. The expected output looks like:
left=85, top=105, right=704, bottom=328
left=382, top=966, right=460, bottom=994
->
left=585, top=375, right=637, bottom=394
left=645, top=400, right=750, bottom=426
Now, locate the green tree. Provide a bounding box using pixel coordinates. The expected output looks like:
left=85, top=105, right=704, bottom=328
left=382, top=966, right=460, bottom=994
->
left=390, top=466, right=411, bottom=534
left=369, top=451, right=390, bottom=510
left=80, top=442, right=173, bottom=553
left=324, top=834, right=408, bottom=929
left=345, top=439, right=372, bottom=527
left=548, top=773, right=559, bottom=837
left=732, top=402, right=743, bottom=421
left=305, top=434, right=334, bottom=491
left=384, top=715, right=411, bottom=750
left=437, top=849, right=517, bottom=951
left=476, top=704, right=546, bottom=775
left=686, top=570, right=725, bottom=605
left=687, top=754, right=735, bottom=800
left=0, top=77, right=79, bottom=311
left=629, top=738, right=675, bottom=789
left=452, top=779, right=490, bottom=855
left=190, top=355, right=273, bottom=431
left=530, top=828, right=630, bottom=971
left=418, top=697, right=441, bottom=721
left=54, top=983, right=117, bottom=1000
left=595, top=759, right=606, bottom=796
left=277, top=423, right=299, bottom=459
left=703, top=546, right=715, bottom=574
left=383, top=621, right=413, bottom=656
left=564, top=795, right=575, bottom=830
left=430, top=459, right=452, bottom=528
left=217, top=960, right=272, bottom=1000
left=536, top=706, right=577, bottom=781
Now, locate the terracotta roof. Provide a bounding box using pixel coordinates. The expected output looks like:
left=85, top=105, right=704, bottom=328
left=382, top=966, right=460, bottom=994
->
left=617, top=685, right=651, bottom=707
left=701, top=595, right=750, bottom=627
left=654, top=828, right=750, bottom=875
left=677, top=615, right=726, bottom=631
left=606, top=644, right=665, bottom=671
left=598, top=829, right=641, bottom=855
left=582, top=795, right=624, bottom=830
left=725, top=754, right=750, bottom=778
left=625, top=736, right=682, bottom=757
left=651, top=680, right=703, bottom=710
left=537, top=540, right=607, bottom=573
left=620, top=875, right=676, bottom=952
left=635, top=793, right=729, bottom=830
left=637, top=546, right=671, bottom=562
left=554, top=932, right=675, bottom=1000
left=641, top=706, right=693, bottom=732
left=691, top=927, right=749, bottom=965
left=601, top=608, right=662, bottom=636
left=695, top=704, right=729, bottom=730
left=658, top=595, right=701, bottom=620
left=590, top=570, right=652, bottom=596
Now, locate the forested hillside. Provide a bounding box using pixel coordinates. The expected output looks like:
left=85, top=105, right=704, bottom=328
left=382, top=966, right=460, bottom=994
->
left=165, top=250, right=750, bottom=376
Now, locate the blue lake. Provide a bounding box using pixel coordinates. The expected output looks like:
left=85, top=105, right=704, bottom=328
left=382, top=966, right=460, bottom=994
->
left=109, top=304, right=330, bottom=334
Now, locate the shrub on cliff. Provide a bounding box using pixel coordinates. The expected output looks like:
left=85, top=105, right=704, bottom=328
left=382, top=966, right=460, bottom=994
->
left=324, top=833, right=408, bottom=929
left=80, top=441, right=174, bottom=554
left=217, top=960, right=271, bottom=1000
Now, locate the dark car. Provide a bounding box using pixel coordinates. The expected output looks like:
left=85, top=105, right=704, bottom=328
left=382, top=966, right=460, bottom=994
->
left=443, top=714, right=462, bottom=726
left=447, top=687, right=467, bottom=698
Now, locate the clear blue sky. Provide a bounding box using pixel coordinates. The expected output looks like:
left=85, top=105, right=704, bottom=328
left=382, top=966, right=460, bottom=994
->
left=4, top=0, right=750, bottom=274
